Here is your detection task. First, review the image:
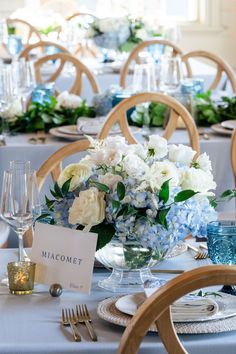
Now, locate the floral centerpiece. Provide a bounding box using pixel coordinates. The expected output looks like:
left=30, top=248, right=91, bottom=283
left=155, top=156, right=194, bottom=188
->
left=87, top=17, right=148, bottom=52
left=41, top=135, right=218, bottom=292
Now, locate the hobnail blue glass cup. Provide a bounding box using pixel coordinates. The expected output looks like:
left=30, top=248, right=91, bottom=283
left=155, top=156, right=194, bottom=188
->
left=207, top=220, right=236, bottom=295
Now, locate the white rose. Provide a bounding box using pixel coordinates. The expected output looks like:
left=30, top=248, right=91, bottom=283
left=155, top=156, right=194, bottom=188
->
left=136, top=28, right=147, bottom=40
left=57, top=163, right=92, bottom=191
left=55, top=91, right=83, bottom=109
left=123, top=153, right=149, bottom=178
left=2, top=98, right=23, bottom=121
left=147, top=135, right=168, bottom=159
left=68, top=187, right=105, bottom=226
left=129, top=143, right=148, bottom=160
left=99, top=173, right=122, bottom=189
left=196, top=153, right=212, bottom=172
left=181, top=168, right=216, bottom=195
left=148, top=161, right=180, bottom=191
left=168, top=144, right=196, bottom=165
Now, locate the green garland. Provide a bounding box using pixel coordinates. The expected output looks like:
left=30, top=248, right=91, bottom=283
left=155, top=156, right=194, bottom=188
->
left=3, top=96, right=96, bottom=134
left=194, top=91, right=236, bottom=126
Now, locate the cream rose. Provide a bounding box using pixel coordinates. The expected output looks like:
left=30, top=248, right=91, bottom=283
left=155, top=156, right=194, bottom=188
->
left=148, top=161, right=180, bottom=191
left=57, top=163, right=92, bottom=191
left=168, top=144, right=196, bottom=165
left=181, top=168, right=216, bottom=195
left=68, top=187, right=105, bottom=226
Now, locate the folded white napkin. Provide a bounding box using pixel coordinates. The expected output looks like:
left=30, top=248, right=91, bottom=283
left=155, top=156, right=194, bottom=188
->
left=144, top=286, right=219, bottom=321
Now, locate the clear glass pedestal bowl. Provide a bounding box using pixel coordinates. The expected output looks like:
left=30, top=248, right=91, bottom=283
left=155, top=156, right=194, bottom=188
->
left=95, top=235, right=175, bottom=293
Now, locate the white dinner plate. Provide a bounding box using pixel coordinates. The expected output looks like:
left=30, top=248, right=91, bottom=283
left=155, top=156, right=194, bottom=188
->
left=221, top=120, right=236, bottom=130
left=211, top=123, right=233, bottom=136
left=57, top=125, right=83, bottom=135
left=49, top=127, right=84, bottom=140
left=115, top=292, right=236, bottom=322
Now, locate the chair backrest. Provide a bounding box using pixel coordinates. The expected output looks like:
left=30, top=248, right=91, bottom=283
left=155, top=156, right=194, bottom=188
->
left=6, top=18, right=41, bottom=46
left=19, top=40, right=69, bottom=60
left=117, top=264, right=236, bottom=354
left=182, top=50, right=236, bottom=92
left=231, top=130, right=236, bottom=183
left=120, top=39, right=183, bottom=88
left=98, top=92, right=200, bottom=154
left=66, top=12, right=97, bottom=21
left=34, top=52, right=100, bottom=95
left=36, top=138, right=90, bottom=191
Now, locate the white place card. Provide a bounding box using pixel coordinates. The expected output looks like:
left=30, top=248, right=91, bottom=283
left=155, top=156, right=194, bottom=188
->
left=30, top=222, right=98, bottom=293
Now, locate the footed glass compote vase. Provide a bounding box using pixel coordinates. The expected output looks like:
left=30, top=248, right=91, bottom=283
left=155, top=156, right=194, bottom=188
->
left=96, top=234, right=175, bottom=293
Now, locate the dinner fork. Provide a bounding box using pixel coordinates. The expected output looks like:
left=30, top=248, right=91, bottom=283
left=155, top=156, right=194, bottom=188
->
left=186, top=243, right=209, bottom=260
left=76, top=304, right=98, bottom=341
left=61, top=308, right=81, bottom=342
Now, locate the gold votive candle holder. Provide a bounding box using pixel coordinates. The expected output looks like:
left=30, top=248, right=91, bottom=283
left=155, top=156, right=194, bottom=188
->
left=7, top=261, right=36, bottom=295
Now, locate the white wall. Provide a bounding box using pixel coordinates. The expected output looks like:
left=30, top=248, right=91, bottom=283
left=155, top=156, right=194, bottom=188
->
left=179, top=0, right=236, bottom=68
left=0, top=0, right=25, bottom=19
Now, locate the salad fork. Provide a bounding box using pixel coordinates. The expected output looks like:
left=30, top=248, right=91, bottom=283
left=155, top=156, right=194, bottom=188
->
left=186, top=243, right=209, bottom=260
left=61, top=308, right=81, bottom=342
left=76, top=304, right=97, bottom=341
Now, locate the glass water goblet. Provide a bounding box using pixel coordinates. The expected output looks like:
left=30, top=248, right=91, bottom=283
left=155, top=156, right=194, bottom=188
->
left=132, top=62, right=157, bottom=93
left=159, top=55, right=183, bottom=94
left=207, top=220, right=236, bottom=295
left=0, top=161, right=41, bottom=262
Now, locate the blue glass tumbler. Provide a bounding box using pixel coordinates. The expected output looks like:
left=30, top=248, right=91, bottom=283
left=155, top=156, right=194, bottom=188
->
left=207, top=220, right=236, bottom=295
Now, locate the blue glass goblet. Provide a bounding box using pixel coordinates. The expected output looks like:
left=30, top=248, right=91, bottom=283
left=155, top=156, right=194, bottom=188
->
left=207, top=220, right=236, bottom=295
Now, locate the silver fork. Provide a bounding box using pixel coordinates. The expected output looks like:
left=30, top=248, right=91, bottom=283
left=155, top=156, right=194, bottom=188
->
left=186, top=243, right=209, bottom=260
left=76, top=304, right=98, bottom=341
left=61, top=308, right=81, bottom=342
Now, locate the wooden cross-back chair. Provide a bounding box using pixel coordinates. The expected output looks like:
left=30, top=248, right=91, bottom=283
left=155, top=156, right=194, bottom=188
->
left=117, top=265, right=236, bottom=354
left=98, top=92, right=200, bottom=154
left=182, top=50, right=236, bottom=92
left=120, top=39, right=183, bottom=88
left=36, top=138, right=90, bottom=192
left=6, top=18, right=41, bottom=46
left=231, top=130, right=236, bottom=185
left=19, top=40, right=69, bottom=60
left=34, top=52, right=100, bottom=95
left=24, top=138, right=90, bottom=247
left=66, top=12, right=97, bottom=21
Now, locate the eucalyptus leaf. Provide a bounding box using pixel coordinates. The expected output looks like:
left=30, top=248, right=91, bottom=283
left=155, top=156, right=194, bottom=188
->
left=90, top=180, right=110, bottom=193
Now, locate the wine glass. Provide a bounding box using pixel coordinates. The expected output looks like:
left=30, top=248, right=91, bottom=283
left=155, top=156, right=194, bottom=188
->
left=0, top=161, right=41, bottom=262
left=159, top=55, right=183, bottom=94
left=132, top=62, right=157, bottom=93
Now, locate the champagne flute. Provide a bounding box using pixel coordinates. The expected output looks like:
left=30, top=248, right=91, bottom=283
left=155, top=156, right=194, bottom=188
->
left=0, top=161, right=41, bottom=261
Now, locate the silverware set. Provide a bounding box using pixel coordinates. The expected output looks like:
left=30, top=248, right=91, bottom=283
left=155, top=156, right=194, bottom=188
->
left=186, top=243, right=209, bottom=260
left=61, top=304, right=97, bottom=342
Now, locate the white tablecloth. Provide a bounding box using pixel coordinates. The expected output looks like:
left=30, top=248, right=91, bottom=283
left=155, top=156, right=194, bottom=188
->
left=0, top=248, right=236, bottom=354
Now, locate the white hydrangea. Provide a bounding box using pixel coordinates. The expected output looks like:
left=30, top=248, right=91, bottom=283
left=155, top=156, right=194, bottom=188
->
left=168, top=144, right=196, bottom=165
left=1, top=98, right=23, bottom=122
left=123, top=153, right=149, bottom=178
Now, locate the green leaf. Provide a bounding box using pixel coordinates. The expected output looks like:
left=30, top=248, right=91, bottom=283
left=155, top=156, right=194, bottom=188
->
left=36, top=213, right=50, bottom=221
left=156, top=207, right=171, bottom=230
left=159, top=179, right=170, bottom=204
left=209, top=197, right=217, bottom=208
left=90, top=180, right=110, bottom=193
left=90, top=222, right=116, bottom=251
left=112, top=200, right=121, bottom=214
left=117, top=181, right=125, bottom=201
left=174, top=190, right=198, bottom=203
left=50, top=189, right=58, bottom=199
left=220, top=189, right=236, bottom=198
left=61, top=178, right=72, bottom=195
left=54, top=182, right=63, bottom=198
left=45, top=195, right=55, bottom=210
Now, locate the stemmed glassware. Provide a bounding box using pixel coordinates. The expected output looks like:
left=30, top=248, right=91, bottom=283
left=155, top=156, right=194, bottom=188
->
left=0, top=161, right=41, bottom=261
left=159, top=55, right=183, bottom=93
left=132, top=62, right=157, bottom=93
